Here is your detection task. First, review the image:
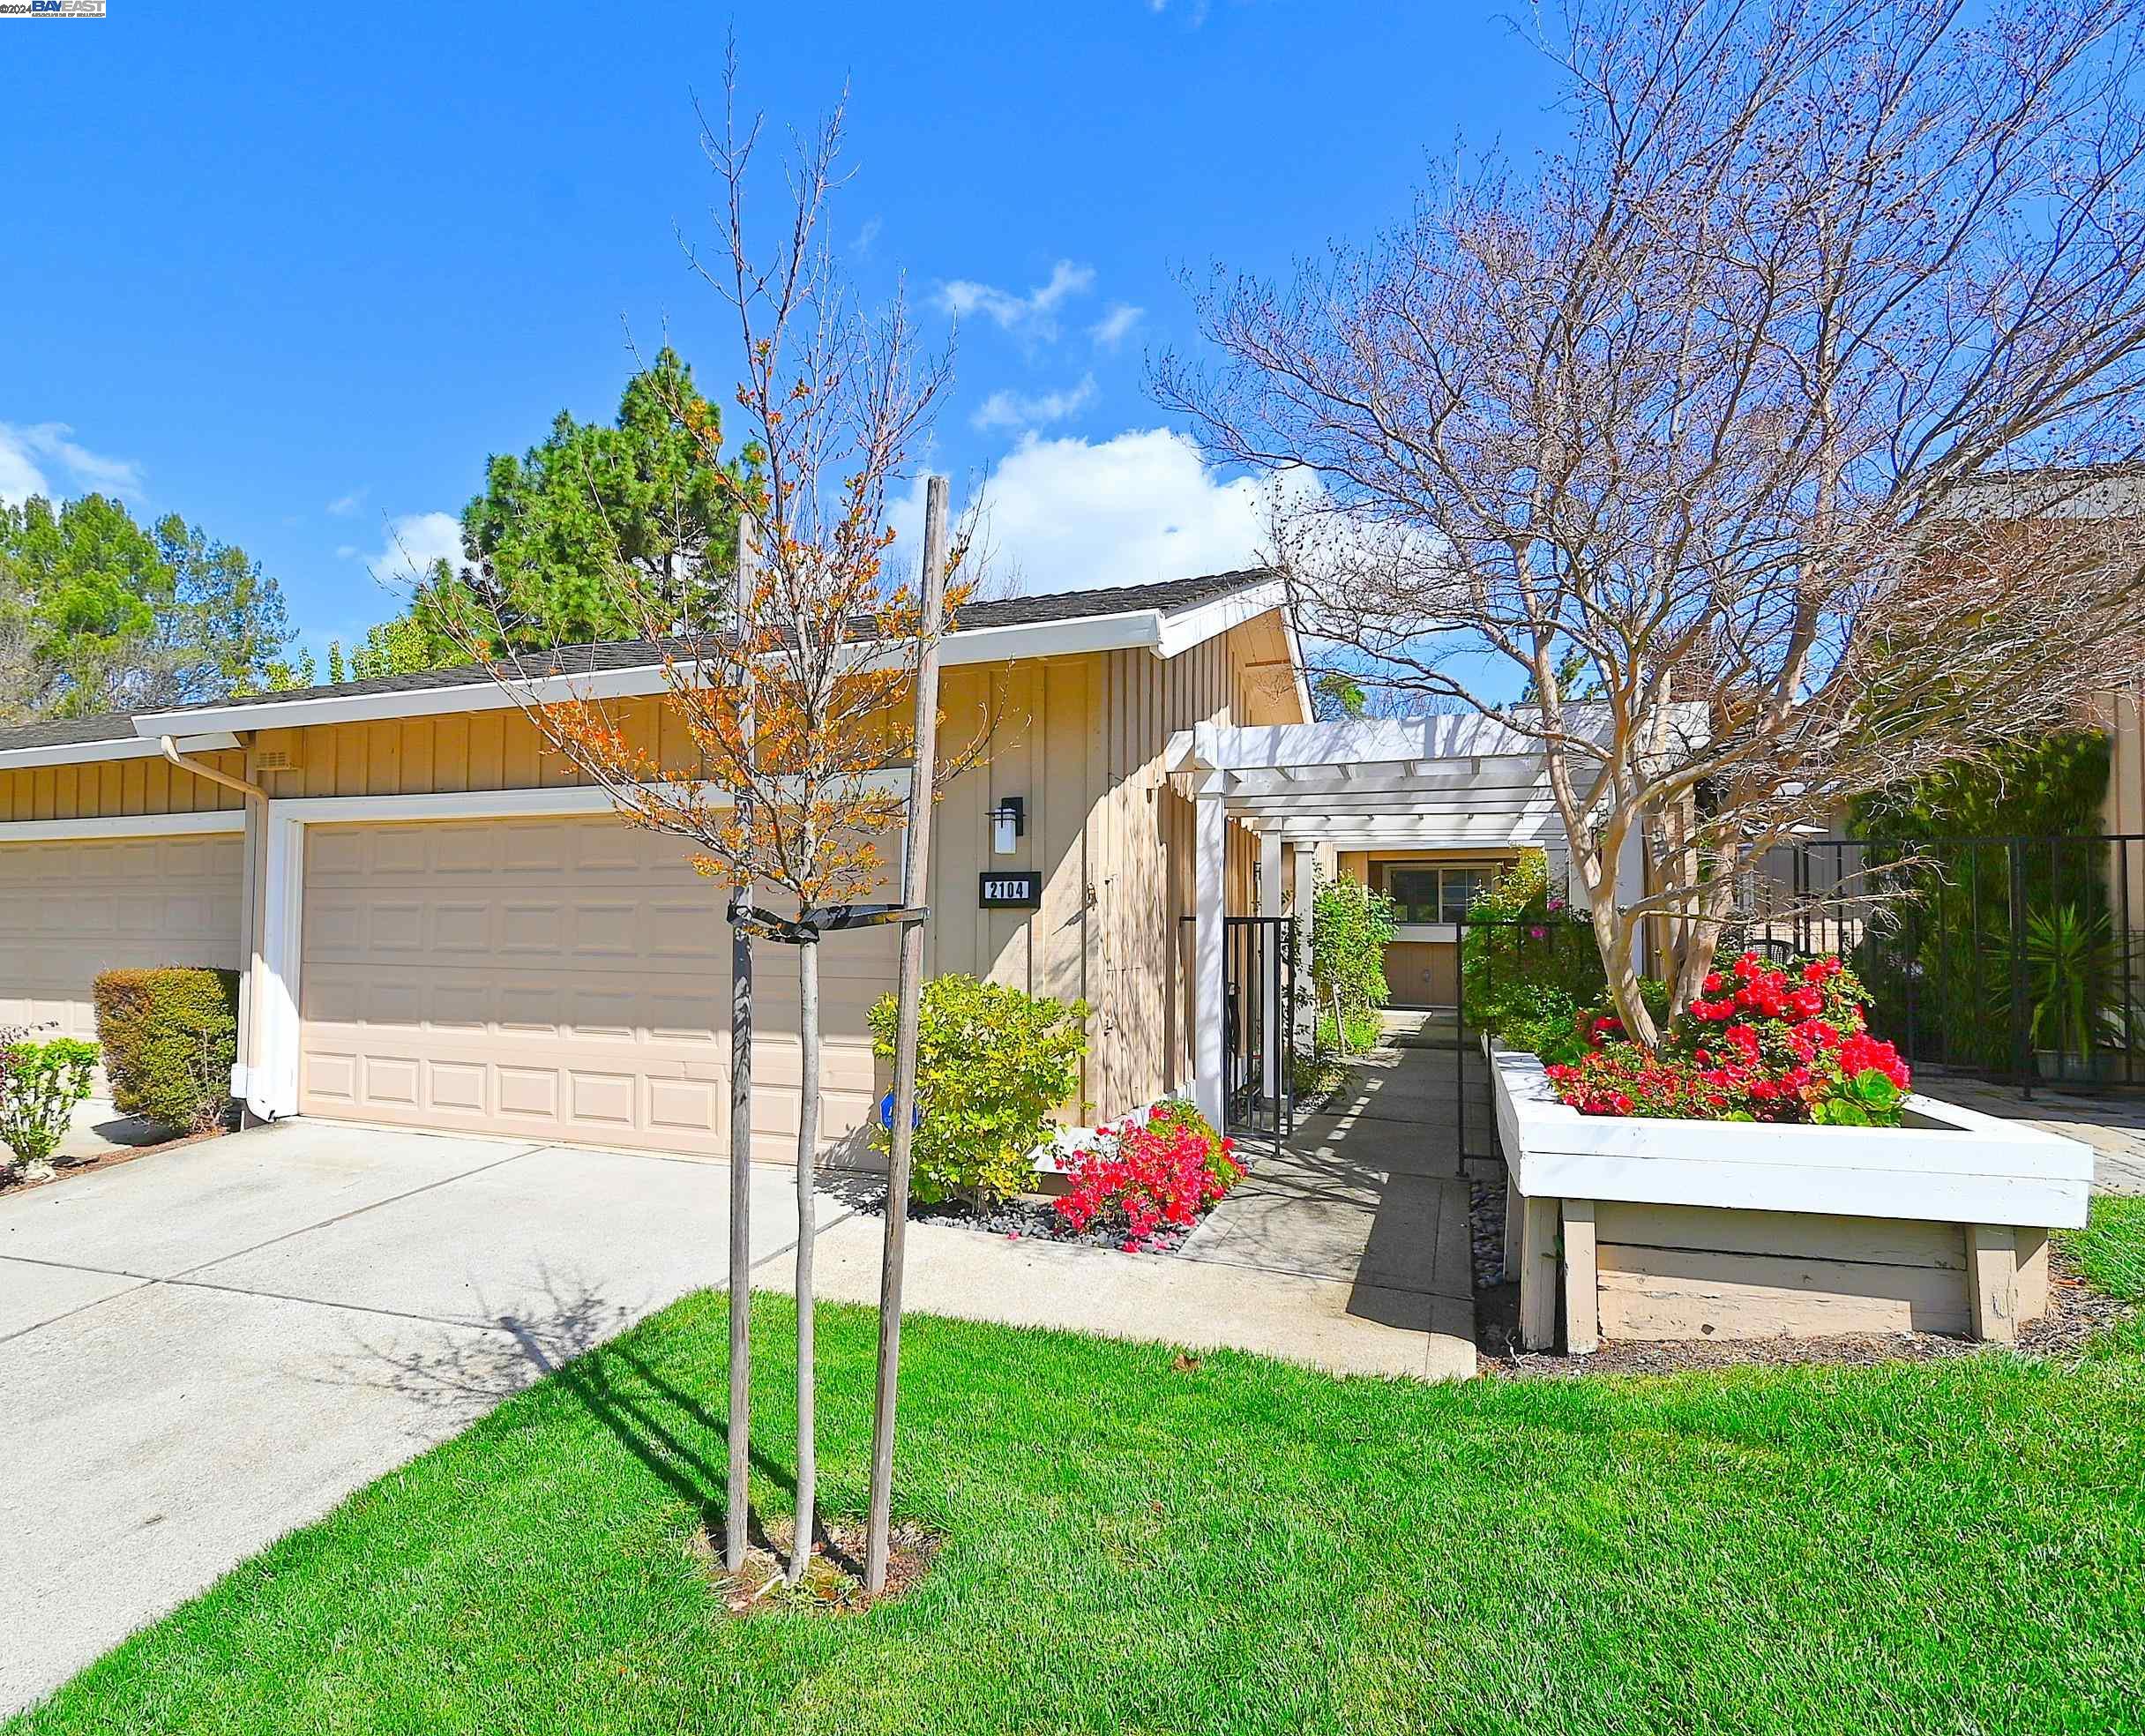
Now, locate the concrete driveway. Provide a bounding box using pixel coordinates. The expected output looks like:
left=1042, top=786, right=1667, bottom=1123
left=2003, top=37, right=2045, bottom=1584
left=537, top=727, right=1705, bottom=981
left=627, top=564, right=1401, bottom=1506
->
left=0, top=1118, right=847, bottom=1717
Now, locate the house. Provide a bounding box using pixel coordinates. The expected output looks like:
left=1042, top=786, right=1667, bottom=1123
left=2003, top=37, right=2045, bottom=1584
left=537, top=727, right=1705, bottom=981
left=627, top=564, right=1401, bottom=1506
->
left=0, top=572, right=1307, bottom=1161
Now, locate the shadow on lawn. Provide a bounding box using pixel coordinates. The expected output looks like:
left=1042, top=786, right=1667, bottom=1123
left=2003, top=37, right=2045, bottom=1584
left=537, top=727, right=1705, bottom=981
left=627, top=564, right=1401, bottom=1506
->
left=318, top=1266, right=797, bottom=1547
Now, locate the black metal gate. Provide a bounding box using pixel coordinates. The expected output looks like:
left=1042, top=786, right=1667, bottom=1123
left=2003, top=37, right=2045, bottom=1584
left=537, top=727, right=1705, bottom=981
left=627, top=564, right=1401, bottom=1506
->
left=1746, top=832, right=2145, bottom=1096
left=1222, top=915, right=1297, bottom=1143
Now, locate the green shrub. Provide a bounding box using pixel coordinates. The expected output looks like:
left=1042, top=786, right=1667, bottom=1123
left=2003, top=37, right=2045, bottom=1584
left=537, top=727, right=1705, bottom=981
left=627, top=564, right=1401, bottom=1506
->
left=92, top=968, right=240, bottom=1135
left=1314, top=1006, right=1383, bottom=1055
left=0, top=1035, right=99, bottom=1170
left=1461, top=851, right=1606, bottom=1039
left=868, top=974, right=1088, bottom=1206
left=1308, top=876, right=1394, bottom=1053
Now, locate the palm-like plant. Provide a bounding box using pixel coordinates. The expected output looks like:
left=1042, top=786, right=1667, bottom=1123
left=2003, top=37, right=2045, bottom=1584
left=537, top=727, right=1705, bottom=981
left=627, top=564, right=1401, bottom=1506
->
left=2021, top=904, right=2112, bottom=1073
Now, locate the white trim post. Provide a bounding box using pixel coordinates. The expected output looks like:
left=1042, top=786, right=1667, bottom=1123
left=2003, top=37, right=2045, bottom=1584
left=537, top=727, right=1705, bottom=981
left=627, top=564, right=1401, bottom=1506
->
left=1193, top=768, right=1228, bottom=1132
left=250, top=807, right=307, bottom=1121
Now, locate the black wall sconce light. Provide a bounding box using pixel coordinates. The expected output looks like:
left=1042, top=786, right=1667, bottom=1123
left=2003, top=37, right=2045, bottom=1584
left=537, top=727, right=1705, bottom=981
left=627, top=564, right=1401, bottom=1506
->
left=988, top=794, right=1027, bottom=856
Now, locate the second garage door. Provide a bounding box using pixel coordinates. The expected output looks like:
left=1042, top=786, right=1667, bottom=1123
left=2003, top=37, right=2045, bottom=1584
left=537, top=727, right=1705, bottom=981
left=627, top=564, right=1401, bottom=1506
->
left=297, top=817, right=895, bottom=1159
left=0, top=832, right=244, bottom=1054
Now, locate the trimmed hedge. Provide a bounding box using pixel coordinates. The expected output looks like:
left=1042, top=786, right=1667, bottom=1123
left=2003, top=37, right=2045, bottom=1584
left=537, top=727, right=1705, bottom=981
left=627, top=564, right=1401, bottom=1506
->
left=92, top=967, right=240, bottom=1135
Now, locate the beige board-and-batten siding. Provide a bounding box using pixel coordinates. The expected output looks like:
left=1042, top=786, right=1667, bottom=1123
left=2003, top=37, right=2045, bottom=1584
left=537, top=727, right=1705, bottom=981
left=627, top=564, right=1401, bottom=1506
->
left=2104, top=680, right=2145, bottom=924
left=1, top=610, right=1297, bottom=1153
left=0, top=749, right=251, bottom=821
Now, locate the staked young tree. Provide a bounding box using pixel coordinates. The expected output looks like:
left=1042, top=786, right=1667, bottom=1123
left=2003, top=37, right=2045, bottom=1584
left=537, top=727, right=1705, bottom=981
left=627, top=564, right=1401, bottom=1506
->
left=438, top=56, right=967, bottom=1587
left=1156, top=0, right=2145, bottom=1045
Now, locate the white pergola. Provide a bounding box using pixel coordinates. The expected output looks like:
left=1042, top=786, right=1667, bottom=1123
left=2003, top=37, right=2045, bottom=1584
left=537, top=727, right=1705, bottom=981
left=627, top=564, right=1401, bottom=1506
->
left=1165, top=716, right=1636, bottom=1129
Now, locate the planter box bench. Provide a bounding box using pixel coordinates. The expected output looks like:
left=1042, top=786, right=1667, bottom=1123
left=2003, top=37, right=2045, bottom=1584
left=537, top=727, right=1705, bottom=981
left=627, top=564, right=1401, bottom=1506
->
left=1489, top=1044, right=2094, bottom=1352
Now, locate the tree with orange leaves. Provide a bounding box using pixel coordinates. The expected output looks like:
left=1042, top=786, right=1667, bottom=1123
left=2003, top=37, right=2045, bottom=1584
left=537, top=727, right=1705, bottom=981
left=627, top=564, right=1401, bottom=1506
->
left=438, top=53, right=964, bottom=1588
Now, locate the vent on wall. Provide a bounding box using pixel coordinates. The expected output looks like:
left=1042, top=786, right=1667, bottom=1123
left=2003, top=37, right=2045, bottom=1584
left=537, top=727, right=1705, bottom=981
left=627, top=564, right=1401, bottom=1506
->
left=251, top=747, right=302, bottom=773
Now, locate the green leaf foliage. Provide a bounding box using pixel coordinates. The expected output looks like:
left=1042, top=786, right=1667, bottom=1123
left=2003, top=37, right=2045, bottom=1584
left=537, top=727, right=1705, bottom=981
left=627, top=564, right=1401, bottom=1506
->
left=91, top=968, right=239, bottom=1135
left=867, top=974, right=1088, bottom=1206
left=461, top=347, right=750, bottom=644
left=0, top=493, right=302, bottom=718
left=1460, top=850, right=1608, bottom=1041
left=1849, top=732, right=2115, bottom=1074
left=1810, top=1067, right=1904, bottom=1126
left=0, top=1036, right=98, bottom=1167
left=1307, top=875, right=1394, bottom=1052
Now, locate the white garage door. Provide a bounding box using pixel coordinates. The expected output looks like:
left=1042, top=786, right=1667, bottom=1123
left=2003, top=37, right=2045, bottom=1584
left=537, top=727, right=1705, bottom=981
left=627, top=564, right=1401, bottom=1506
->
left=298, top=817, right=895, bottom=1160
left=0, top=834, right=244, bottom=1049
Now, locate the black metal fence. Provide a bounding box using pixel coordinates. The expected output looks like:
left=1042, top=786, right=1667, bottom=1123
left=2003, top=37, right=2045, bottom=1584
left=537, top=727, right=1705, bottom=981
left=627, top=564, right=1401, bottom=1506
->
left=1453, top=913, right=1609, bottom=1163
left=1222, top=914, right=1297, bottom=1144
left=1738, top=834, right=2145, bottom=1096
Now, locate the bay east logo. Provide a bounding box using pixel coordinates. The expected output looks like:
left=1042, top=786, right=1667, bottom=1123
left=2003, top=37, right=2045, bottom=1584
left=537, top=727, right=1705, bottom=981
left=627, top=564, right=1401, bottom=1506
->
left=1, top=0, right=108, bottom=16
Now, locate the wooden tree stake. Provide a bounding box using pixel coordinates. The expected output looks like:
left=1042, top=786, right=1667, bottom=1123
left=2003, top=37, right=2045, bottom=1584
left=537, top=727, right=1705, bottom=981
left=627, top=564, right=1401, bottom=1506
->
left=864, top=474, right=950, bottom=1593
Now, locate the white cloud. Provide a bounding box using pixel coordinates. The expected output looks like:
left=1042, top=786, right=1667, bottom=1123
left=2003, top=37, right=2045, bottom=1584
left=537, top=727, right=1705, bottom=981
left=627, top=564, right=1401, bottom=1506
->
left=0, top=421, right=143, bottom=506
left=934, top=260, right=1095, bottom=339
left=971, top=375, right=1097, bottom=432
left=853, top=216, right=883, bottom=255
left=1089, top=303, right=1143, bottom=351
left=893, top=426, right=1304, bottom=595
left=326, top=488, right=368, bottom=516
left=333, top=544, right=358, bottom=560
left=364, top=510, right=464, bottom=583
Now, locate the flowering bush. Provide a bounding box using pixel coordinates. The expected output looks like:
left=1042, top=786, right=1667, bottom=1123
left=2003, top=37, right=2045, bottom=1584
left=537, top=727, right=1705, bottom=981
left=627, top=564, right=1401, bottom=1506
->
left=1054, top=1102, right=1240, bottom=1249
left=867, top=974, right=1088, bottom=1205
left=1546, top=952, right=1912, bottom=1126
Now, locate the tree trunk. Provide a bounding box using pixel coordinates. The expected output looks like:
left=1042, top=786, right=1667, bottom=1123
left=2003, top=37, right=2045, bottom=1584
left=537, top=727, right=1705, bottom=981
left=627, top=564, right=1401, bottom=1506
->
left=1594, top=901, right=1660, bottom=1050
left=786, top=932, right=821, bottom=1586
left=725, top=887, right=752, bottom=1572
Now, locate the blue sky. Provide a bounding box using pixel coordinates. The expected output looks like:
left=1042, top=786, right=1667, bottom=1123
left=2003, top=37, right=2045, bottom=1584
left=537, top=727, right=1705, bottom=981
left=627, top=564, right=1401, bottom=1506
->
left=3, top=1, right=1562, bottom=665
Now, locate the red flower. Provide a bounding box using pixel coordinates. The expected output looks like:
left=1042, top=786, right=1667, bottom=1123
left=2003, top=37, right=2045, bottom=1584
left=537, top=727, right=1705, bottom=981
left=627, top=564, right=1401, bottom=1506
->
left=1838, top=1031, right=1910, bottom=1089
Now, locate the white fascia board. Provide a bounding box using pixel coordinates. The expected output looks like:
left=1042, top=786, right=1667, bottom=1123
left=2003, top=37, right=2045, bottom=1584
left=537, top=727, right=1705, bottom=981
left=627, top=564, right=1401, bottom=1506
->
left=131, top=609, right=1185, bottom=739
left=0, top=809, right=247, bottom=842
left=1491, top=1044, right=2092, bottom=1228
left=939, top=609, right=1162, bottom=665
left=0, top=735, right=169, bottom=772
left=1152, top=581, right=1287, bottom=661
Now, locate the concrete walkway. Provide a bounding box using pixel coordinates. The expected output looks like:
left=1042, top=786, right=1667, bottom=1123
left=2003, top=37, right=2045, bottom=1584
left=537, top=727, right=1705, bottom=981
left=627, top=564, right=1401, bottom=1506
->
left=809, top=1017, right=1480, bottom=1381
left=1914, top=1074, right=2145, bottom=1195
left=1175, top=1011, right=1478, bottom=1375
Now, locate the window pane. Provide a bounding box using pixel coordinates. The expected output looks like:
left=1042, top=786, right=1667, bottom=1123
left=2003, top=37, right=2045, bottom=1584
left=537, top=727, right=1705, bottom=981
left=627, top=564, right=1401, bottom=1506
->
left=1387, top=868, right=1439, bottom=924
left=1442, top=868, right=1491, bottom=924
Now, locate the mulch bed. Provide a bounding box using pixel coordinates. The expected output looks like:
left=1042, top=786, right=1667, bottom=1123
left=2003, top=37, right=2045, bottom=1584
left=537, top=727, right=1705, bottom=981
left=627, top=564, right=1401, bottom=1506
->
left=1472, top=1201, right=2135, bottom=1379
left=858, top=1191, right=1207, bottom=1256
left=0, top=1126, right=220, bottom=1198
left=689, top=1516, right=941, bottom=1615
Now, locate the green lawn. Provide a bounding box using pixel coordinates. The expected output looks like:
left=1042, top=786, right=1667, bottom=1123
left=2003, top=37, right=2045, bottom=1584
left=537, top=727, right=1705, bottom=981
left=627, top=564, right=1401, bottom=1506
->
left=15, top=1208, right=2145, bottom=1736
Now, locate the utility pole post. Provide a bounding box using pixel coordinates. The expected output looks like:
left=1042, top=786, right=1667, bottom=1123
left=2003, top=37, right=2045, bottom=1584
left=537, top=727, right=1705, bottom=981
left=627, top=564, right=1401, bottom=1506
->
left=864, top=474, right=949, bottom=1593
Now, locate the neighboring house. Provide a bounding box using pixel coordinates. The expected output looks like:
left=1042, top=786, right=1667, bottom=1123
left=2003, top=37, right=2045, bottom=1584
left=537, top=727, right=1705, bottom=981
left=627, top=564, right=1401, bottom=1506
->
left=0, top=572, right=1306, bottom=1161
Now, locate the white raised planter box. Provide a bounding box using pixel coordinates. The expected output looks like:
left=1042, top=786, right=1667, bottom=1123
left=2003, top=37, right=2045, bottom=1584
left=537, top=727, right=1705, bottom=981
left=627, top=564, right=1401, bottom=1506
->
left=1490, top=1044, right=2093, bottom=1353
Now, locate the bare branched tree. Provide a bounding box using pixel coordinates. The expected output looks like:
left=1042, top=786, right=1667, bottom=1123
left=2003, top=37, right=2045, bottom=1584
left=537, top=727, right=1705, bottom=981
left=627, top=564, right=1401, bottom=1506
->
left=1156, top=0, right=2145, bottom=1044
left=438, top=49, right=966, bottom=1584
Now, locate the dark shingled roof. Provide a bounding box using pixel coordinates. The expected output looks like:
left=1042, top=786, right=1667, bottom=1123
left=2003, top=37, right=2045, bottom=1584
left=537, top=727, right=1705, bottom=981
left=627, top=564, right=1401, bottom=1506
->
left=0, top=569, right=1277, bottom=756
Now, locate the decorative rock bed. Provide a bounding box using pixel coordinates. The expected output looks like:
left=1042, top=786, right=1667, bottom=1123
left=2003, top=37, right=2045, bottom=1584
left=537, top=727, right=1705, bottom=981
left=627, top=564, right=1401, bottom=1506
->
left=1491, top=1043, right=2095, bottom=1352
